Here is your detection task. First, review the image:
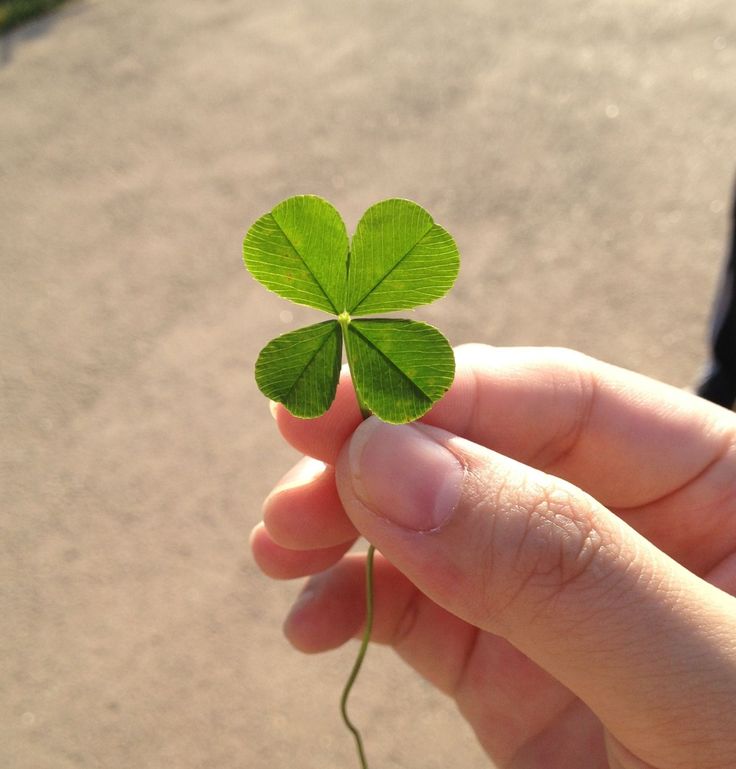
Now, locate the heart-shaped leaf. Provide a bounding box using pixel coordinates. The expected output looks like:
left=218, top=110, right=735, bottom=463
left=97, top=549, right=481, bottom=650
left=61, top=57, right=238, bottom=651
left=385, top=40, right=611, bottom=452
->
left=245, top=196, right=459, bottom=424
left=243, top=195, right=349, bottom=314
left=346, top=199, right=460, bottom=315
left=255, top=320, right=342, bottom=418
left=344, top=319, right=455, bottom=423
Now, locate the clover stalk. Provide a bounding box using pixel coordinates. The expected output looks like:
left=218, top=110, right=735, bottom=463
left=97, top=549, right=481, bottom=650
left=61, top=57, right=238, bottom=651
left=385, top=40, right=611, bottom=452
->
left=339, top=542, right=375, bottom=769
left=338, top=308, right=376, bottom=768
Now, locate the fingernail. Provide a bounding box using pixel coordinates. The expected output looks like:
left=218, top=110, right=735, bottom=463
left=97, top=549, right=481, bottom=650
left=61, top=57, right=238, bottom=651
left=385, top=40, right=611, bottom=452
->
left=268, top=400, right=279, bottom=419
left=284, top=579, right=320, bottom=626
left=290, top=582, right=318, bottom=613
left=349, top=419, right=464, bottom=531
left=269, top=456, right=326, bottom=497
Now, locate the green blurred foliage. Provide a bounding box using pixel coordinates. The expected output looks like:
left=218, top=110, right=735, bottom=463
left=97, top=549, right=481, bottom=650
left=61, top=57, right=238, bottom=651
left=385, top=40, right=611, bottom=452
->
left=0, top=0, right=69, bottom=32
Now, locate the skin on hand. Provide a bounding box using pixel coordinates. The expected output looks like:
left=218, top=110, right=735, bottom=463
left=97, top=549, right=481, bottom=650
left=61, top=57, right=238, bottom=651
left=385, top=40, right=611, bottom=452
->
left=250, top=345, right=736, bottom=769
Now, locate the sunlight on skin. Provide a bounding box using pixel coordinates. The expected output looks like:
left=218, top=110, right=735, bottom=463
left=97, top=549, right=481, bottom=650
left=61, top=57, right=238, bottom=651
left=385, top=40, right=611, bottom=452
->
left=255, top=346, right=736, bottom=769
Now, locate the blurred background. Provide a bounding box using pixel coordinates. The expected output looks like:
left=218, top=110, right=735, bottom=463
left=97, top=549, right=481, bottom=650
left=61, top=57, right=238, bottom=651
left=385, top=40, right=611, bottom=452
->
left=1, top=1, right=734, bottom=767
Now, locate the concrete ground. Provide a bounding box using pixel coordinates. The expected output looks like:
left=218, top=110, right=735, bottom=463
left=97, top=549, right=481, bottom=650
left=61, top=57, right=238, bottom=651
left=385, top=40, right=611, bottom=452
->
left=1, top=1, right=734, bottom=767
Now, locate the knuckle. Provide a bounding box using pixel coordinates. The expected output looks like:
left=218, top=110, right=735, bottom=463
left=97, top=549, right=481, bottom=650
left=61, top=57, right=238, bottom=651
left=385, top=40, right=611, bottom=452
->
left=492, top=479, right=611, bottom=617
left=531, top=485, right=602, bottom=585
left=537, top=346, right=596, bottom=373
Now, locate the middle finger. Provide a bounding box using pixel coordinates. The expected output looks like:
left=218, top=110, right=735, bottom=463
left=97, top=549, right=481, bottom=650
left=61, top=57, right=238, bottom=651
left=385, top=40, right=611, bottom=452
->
left=263, top=455, right=357, bottom=550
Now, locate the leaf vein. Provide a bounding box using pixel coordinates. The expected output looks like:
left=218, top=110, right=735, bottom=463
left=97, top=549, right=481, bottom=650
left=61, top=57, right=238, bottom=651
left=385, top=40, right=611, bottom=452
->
left=349, top=324, right=433, bottom=402
left=348, top=219, right=435, bottom=313
left=271, top=212, right=340, bottom=315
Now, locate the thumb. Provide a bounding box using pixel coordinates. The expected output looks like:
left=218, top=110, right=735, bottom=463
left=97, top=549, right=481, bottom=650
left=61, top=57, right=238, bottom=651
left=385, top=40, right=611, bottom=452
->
left=336, top=418, right=736, bottom=764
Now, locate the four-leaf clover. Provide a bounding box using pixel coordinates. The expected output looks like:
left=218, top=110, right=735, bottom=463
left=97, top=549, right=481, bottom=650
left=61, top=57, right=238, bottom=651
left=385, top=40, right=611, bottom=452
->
left=243, top=195, right=460, bottom=423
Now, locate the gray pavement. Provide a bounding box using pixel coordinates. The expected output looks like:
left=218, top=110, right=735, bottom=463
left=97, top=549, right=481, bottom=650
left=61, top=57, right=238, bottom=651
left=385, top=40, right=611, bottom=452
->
left=2, top=1, right=735, bottom=767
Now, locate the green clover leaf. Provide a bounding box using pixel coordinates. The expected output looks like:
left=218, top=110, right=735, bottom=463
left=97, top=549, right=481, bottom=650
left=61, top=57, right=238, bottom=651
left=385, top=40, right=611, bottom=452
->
left=244, top=195, right=459, bottom=424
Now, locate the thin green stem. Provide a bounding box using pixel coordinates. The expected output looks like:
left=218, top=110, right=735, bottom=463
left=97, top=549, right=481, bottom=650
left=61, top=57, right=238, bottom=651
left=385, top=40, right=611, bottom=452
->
left=338, top=379, right=374, bottom=767
left=340, top=543, right=376, bottom=769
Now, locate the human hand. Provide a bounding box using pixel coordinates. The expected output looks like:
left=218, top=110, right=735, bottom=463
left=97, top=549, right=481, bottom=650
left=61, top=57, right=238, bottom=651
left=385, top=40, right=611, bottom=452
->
left=251, top=345, right=736, bottom=769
